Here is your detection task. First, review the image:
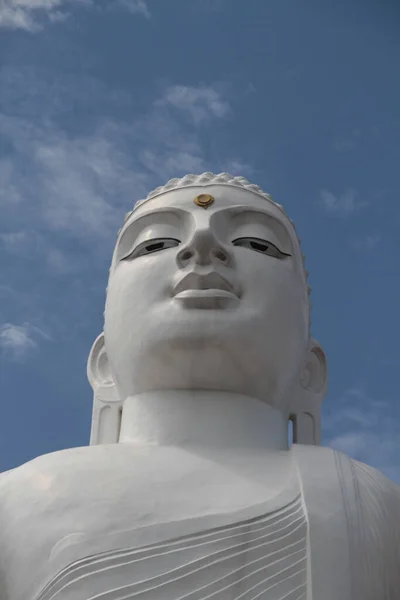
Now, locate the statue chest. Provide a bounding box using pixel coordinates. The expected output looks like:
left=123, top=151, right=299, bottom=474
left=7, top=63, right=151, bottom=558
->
left=1, top=445, right=309, bottom=600
left=36, top=494, right=308, bottom=600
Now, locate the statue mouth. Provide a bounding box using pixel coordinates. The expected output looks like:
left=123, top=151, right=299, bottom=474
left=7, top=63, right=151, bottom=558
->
left=173, top=271, right=238, bottom=296
left=172, top=272, right=239, bottom=308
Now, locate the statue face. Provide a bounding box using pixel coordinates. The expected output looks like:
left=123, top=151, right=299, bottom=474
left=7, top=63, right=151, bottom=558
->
left=104, top=185, right=309, bottom=408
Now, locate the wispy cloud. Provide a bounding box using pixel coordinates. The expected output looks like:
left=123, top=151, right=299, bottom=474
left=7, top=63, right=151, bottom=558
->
left=324, top=388, right=400, bottom=483
left=0, top=65, right=131, bottom=120
left=0, top=230, right=76, bottom=274
left=334, top=137, right=358, bottom=152
left=157, top=84, right=231, bottom=125
left=0, top=110, right=210, bottom=240
left=0, top=74, right=235, bottom=243
left=333, top=127, right=381, bottom=153
left=351, top=233, right=381, bottom=252
left=0, top=111, right=154, bottom=238
left=0, top=0, right=150, bottom=31
left=139, top=149, right=206, bottom=178
left=0, top=323, right=50, bottom=359
left=113, top=0, right=150, bottom=18
left=0, top=0, right=88, bottom=31
left=0, top=231, right=30, bottom=249
left=0, top=159, right=23, bottom=204
left=192, top=0, right=226, bottom=12
left=319, top=188, right=367, bottom=216
left=221, top=159, right=254, bottom=177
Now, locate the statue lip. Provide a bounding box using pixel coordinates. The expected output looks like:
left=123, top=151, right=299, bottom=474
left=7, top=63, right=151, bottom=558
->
left=173, top=271, right=238, bottom=298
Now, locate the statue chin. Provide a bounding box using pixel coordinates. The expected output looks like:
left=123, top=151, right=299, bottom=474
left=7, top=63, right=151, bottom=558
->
left=0, top=173, right=398, bottom=600
left=105, top=323, right=302, bottom=407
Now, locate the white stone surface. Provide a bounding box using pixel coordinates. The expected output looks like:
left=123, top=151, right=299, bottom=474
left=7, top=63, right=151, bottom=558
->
left=0, top=173, right=398, bottom=600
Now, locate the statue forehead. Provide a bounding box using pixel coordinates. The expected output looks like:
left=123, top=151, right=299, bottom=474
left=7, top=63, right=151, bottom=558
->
left=122, top=184, right=295, bottom=234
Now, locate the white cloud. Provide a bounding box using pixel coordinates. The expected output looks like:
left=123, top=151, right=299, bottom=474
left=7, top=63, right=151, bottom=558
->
left=0, top=66, right=245, bottom=272
left=0, top=65, right=132, bottom=124
left=221, top=159, right=254, bottom=177
left=0, top=231, right=30, bottom=248
left=34, top=130, right=136, bottom=233
left=333, top=127, right=381, bottom=152
left=334, top=138, right=357, bottom=152
left=45, top=248, right=73, bottom=273
left=351, top=233, right=381, bottom=252
left=333, top=131, right=360, bottom=152
left=0, top=323, right=50, bottom=359
left=0, top=160, right=22, bottom=204
left=324, top=388, right=400, bottom=484
left=0, top=230, right=75, bottom=274
left=158, top=84, right=231, bottom=125
left=0, top=116, right=150, bottom=237
left=0, top=72, right=244, bottom=252
left=319, top=188, right=367, bottom=216
left=140, top=149, right=206, bottom=179
left=0, top=0, right=83, bottom=31
left=0, top=0, right=149, bottom=31
left=113, top=0, right=150, bottom=18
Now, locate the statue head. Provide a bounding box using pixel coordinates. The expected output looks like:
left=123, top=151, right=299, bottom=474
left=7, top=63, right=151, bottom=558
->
left=88, top=173, right=327, bottom=445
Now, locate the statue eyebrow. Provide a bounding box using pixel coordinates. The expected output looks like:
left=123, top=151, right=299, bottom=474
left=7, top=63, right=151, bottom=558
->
left=227, top=206, right=293, bottom=232
left=121, top=208, right=184, bottom=233
left=119, top=205, right=294, bottom=247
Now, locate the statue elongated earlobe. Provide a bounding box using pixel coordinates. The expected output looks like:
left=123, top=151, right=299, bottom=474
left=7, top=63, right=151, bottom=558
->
left=290, top=339, right=328, bottom=446
left=87, top=333, right=122, bottom=445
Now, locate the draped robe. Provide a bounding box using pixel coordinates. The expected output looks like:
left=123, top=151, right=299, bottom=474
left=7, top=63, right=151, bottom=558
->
left=0, top=444, right=399, bottom=600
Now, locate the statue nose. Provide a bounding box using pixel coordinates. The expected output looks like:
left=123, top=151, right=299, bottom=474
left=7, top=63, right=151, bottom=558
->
left=177, top=229, right=232, bottom=268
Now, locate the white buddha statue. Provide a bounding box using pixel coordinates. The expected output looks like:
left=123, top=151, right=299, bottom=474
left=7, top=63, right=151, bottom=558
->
left=0, top=173, right=399, bottom=600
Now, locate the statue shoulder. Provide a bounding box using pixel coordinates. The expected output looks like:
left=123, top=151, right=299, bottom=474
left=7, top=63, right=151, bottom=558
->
left=0, top=445, right=124, bottom=600
left=0, top=446, right=89, bottom=483
left=348, top=455, right=400, bottom=520
left=294, top=444, right=400, bottom=546
left=0, top=446, right=106, bottom=522
left=294, top=443, right=400, bottom=505
left=294, top=444, right=400, bottom=597
left=294, top=444, right=400, bottom=554
left=0, top=443, right=124, bottom=476
left=0, top=468, right=20, bottom=600
left=341, top=454, right=400, bottom=594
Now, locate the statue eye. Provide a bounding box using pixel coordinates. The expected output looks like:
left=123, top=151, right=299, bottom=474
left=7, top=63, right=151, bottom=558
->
left=122, top=238, right=181, bottom=260
left=232, top=237, right=290, bottom=259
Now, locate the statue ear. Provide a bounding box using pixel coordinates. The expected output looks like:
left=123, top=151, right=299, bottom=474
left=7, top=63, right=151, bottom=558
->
left=289, top=339, right=328, bottom=446
left=87, top=333, right=122, bottom=445
left=300, top=339, right=327, bottom=395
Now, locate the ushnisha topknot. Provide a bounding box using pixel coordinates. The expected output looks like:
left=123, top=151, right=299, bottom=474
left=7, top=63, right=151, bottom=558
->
left=125, top=172, right=283, bottom=218
left=121, top=172, right=311, bottom=329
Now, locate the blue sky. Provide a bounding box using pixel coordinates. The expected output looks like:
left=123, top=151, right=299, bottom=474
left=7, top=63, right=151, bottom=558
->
left=0, top=0, right=399, bottom=483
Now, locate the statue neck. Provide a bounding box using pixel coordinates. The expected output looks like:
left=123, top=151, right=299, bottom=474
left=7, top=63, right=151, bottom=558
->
left=119, top=390, right=289, bottom=452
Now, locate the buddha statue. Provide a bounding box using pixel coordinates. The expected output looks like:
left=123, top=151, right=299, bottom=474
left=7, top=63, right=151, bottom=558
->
left=0, top=172, right=399, bottom=600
